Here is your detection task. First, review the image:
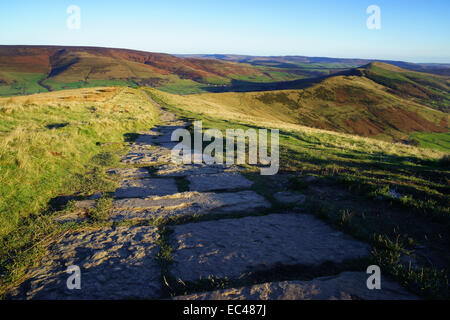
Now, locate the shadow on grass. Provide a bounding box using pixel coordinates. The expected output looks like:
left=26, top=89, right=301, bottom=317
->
left=123, top=132, right=140, bottom=143
left=45, top=123, right=68, bottom=129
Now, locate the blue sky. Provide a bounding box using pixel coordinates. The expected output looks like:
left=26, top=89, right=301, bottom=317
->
left=1, top=0, right=449, bottom=63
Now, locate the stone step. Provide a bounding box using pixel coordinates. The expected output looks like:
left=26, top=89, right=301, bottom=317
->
left=112, top=190, right=271, bottom=220
left=7, top=226, right=161, bottom=300
left=107, top=167, right=152, bottom=179
left=188, top=172, right=254, bottom=192
left=173, top=272, right=417, bottom=300
left=121, top=146, right=171, bottom=165
left=273, top=191, right=306, bottom=205
left=169, top=214, right=370, bottom=282
left=156, top=163, right=239, bottom=177
left=114, top=178, right=179, bottom=198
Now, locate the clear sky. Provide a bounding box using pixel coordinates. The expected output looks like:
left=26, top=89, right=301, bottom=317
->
left=1, top=0, right=449, bottom=63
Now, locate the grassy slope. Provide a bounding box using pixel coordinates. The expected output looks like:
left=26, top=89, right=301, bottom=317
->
left=0, top=85, right=448, bottom=298
left=0, top=87, right=158, bottom=235
left=148, top=87, right=447, bottom=214
left=0, top=87, right=159, bottom=294
left=0, top=72, right=48, bottom=96
left=155, top=72, right=449, bottom=145
left=0, top=46, right=302, bottom=97
left=147, top=87, right=450, bottom=298
left=362, top=62, right=450, bottom=113
left=409, top=132, right=450, bottom=152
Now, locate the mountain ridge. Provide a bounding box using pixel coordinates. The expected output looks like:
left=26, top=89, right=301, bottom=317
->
left=2, top=45, right=450, bottom=97
left=0, top=45, right=303, bottom=96
left=155, top=61, right=448, bottom=142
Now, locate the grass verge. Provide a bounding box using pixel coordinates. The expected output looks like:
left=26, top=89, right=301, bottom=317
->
left=146, top=88, right=450, bottom=299
left=0, top=87, right=158, bottom=297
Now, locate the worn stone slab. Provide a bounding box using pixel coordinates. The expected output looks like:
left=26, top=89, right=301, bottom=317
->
left=169, top=149, right=217, bottom=165
left=173, top=272, right=417, bottom=300
left=158, top=141, right=182, bottom=150
left=273, top=192, right=306, bottom=204
left=188, top=172, right=253, bottom=192
left=114, top=178, right=178, bottom=198
left=170, top=214, right=370, bottom=282
left=156, top=163, right=238, bottom=177
left=53, top=210, right=87, bottom=223
left=121, top=146, right=171, bottom=165
left=53, top=200, right=96, bottom=223
left=7, top=226, right=161, bottom=300
left=157, top=110, right=187, bottom=124
left=74, top=200, right=96, bottom=209
left=125, top=143, right=156, bottom=154
left=112, top=190, right=271, bottom=220
left=107, top=167, right=151, bottom=179
left=137, top=133, right=173, bottom=145
left=135, top=124, right=189, bottom=145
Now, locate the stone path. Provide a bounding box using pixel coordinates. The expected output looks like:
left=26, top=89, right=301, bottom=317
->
left=173, top=272, right=417, bottom=300
left=7, top=106, right=417, bottom=300
left=170, top=214, right=370, bottom=282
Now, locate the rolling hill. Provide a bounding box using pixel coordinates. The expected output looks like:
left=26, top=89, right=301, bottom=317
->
left=0, top=46, right=301, bottom=96
left=150, top=62, right=449, bottom=144
left=180, top=54, right=450, bottom=76
left=2, top=86, right=449, bottom=299
left=0, top=46, right=448, bottom=147
left=359, top=62, right=450, bottom=113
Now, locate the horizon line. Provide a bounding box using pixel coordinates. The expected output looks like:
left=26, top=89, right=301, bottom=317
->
left=1, top=44, right=450, bottom=65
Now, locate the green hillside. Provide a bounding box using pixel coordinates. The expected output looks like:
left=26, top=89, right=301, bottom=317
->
left=361, top=62, right=450, bottom=113
left=148, top=87, right=450, bottom=298
left=0, top=46, right=302, bottom=96
left=157, top=63, right=449, bottom=148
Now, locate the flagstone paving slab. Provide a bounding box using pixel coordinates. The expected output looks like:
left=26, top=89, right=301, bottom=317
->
left=114, top=178, right=178, bottom=198
left=156, top=164, right=239, bottom=177
left=170, top=214, right=370, bottom=282
left=173, top=272, right=417, bottom=300
left=112, top=190, right=271, bottom=220
left=7, top=226, right=161, bottom=300
left=273, top=191, right=306, bottom=204
left=134, top=124, right=189, bottom=144
left=121, top=145, right=172, bottom=165
left=188, top=172, right=254, bottom=192
left=107, top=167, right=152, bottom=179
left=8, top=108, right=417, bottom=300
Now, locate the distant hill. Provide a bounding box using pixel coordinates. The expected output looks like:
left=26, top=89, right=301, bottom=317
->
left=0, top=46, right=301, bottom=96
left=3, top=46, right=449, bottom=97
left=178, top=54, right=450, bottom=76
left=193, top=61, right=450, bottom=113
left=1, top=46, right=448, bottom=145
left=358, top=62, right=450, bottom=113
left=160, top=62, right=449, bottom=143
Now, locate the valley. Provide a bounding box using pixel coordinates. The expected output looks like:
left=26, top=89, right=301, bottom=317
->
left=0, top=45, right=449, bottom=300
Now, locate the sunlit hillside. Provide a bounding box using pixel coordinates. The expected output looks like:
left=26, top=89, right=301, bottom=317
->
left=0, top=87, right=158, bottom=236
left=147, top=63, right=449, bottom=147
